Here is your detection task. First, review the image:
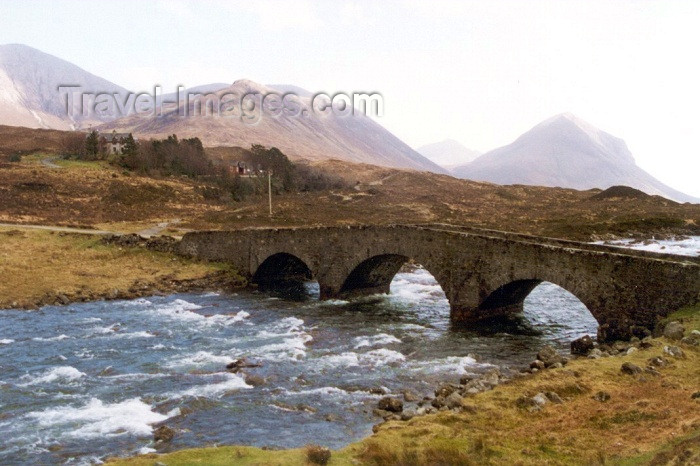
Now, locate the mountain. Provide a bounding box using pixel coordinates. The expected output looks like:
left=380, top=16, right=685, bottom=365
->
left=417, top=139, right=481, bottom=171
left=453, top=113, right=698, bottom=203
left=100, top=79, right=446, bottom=173
left=0, top=44, right=129, bottom=130
left=158, top=83, right=230, bottom=106
left=0, top=45, right=443, bottom=173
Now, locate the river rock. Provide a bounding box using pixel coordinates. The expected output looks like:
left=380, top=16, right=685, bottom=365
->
left=587, top=348, right=603, bottom=359
left=663, top=345, right=685, bottom=359
left=571, top=335, right=595, bottom=355
left=481, top=368, right=501, bottom=387
left=226, top=358, right=262, bottom=373
left=431, top=396, right=446, bottom=409
left=626, top=347, right=638, bottom=355
left=372, top=408, right=393, bottom=420
left=56, top=294, right=70, bottom=305
left=444, top=391, right=463, bottom=409
left=663, top=321, right=685, bottom=341
left=244, top=374, right=265, bottom=387
left=377, top=396, right=403, bottom=413
left=620, top=362, right=643, bottom=375
left=530, top=360, right=545, bottom=370
left=434, top=384, right=457, bottom=398
left=153, top=425, right=175, bottom=443
left=402, top=390, right=419, bottom=402
left=459, top=374, right=475, bottom=385
left=536, top=345, right=564, bottom=368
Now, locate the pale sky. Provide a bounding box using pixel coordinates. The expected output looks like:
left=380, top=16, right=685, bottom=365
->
left=1, top=0, right=699, bottom=196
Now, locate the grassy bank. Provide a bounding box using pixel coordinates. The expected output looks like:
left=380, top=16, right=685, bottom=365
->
left=0, top=227, right=245, bottom=309
left=107, top=304, right=700, bottom=465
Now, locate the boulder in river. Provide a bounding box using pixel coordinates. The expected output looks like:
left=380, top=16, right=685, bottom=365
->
left=153, top=425, right=175, bottom=443
left=244, top=374, right=265, bottom=387
left=226, top=358, right=262, bottom=373
left=570, top=335, right=595, bottom=355
left=434, top=384, right=457, bottom=398
left=377, top=396, right=403, bottom=413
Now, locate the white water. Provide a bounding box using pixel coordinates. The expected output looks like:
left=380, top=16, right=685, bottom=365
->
left=594, top=236, right=700, bottom=257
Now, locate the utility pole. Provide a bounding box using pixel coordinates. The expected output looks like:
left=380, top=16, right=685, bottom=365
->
left=268, top=170, right=273, bottom=217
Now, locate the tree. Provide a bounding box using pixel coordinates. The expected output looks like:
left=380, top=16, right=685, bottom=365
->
left=85, top=130, right=99, bottom=158
left=122, top=133, right=138, bottom=157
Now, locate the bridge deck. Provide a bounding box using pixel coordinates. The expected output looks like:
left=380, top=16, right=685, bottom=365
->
left=408, top=223, right=699, bottom=265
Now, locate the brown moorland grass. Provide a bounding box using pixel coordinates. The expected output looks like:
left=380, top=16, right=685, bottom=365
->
left=1, top=152, right=698, bottom=241
left=0, top=227, right=243, bottom=309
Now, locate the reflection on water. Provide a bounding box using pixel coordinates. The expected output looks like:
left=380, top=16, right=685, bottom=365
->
left=0, top=268, right=597, bottom=464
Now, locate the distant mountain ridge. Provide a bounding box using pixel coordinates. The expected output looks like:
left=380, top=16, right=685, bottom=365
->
left=453, top=113, right=698, bottom=203
left=417, top=139, right=481, bottom=170
left=100, top=79, right=446, bottom=172
left=0, top=44, right=129, bottom=130
left=0, top=45, right=444, bottom=173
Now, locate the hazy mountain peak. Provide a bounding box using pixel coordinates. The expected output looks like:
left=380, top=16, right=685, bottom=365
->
left=454, top=114, right=698, bottom=203
left=230, top=79, right=271, bottom=94
left=417, top=139, right=481, bottom=170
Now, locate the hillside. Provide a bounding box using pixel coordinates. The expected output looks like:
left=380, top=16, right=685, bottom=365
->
left=0, top=45, right=444, bottom=173
left=1, top=126, right=698, bottom=241
left=98, top=79, right=446, bottom=173
left=453, top=113, right=699, bottom=203
left=0, top=44, right=129, bottom=130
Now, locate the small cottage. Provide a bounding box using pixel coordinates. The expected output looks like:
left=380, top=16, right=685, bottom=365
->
left=100, top=130, right=131, bottom=154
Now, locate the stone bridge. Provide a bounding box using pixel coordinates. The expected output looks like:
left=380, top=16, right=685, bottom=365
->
left=178, top=224, right=700, bottom=341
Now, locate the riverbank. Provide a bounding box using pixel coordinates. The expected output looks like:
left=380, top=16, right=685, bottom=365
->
left=106, top=304, right=700, bottom=465
left=0, top=227, right=246, bottom=310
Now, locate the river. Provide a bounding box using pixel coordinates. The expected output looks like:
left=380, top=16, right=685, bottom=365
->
left=0, top=268, right=598, bottom=464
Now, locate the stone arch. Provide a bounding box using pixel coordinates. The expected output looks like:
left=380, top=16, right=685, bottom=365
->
left=252, top=252, right=313, bottom=287
left=477, top=277, right=600, bottom=325
left=339, top=253, right=450, bottom=301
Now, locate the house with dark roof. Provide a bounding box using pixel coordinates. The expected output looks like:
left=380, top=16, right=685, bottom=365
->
left=100, top=130, right=132, bottom=154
